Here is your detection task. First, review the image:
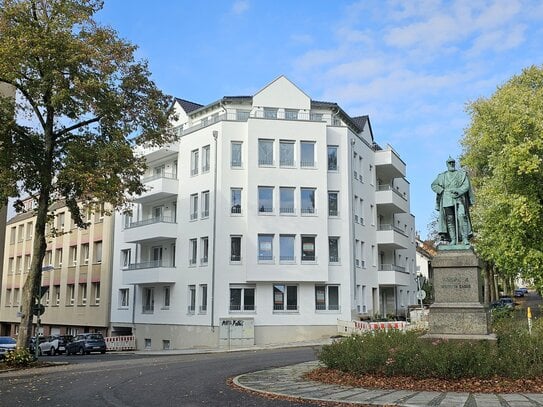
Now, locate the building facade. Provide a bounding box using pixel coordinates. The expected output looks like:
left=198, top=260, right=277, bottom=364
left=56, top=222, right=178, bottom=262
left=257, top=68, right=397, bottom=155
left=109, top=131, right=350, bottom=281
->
left=0, top=200, right=114, bottom=337
left=110, top=76, right=417, bottom=350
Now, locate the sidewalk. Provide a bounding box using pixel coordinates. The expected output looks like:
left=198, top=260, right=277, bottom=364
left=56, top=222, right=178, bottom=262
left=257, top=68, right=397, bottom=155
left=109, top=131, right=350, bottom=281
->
left=234, top=361, right=543, bottom=407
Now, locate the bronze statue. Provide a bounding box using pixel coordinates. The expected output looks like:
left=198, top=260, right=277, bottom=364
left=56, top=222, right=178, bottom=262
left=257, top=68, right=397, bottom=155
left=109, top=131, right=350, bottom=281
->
left=431, top=157, right=474, bottom=245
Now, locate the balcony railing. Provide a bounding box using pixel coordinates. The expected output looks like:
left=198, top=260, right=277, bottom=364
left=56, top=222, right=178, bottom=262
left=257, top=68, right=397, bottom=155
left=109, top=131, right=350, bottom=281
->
left=376, top=184, right=407, bottom=200
left=124, top=260, right=173, bottom=270
left=142, top=173, right=177, bottom=183
left=126, top=216, right=176, bottom=229
left=377, top=224, right=408, bottom=236
left=379, top=263, right=407, bottom=273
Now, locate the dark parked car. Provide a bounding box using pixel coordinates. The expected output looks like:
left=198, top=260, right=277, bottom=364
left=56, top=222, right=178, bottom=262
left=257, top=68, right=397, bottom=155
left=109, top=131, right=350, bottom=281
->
left=514, top=289, right=525, bottom=298
left=66, top=333, right=106, bottom=355
left=0, top=336, right=17, bottom=359
left=491, top=297, right=515, bottom=309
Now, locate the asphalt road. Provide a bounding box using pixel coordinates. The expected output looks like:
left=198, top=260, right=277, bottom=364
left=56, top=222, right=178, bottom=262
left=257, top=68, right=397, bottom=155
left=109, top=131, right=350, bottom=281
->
left=0, top=346, right=324, bottom=406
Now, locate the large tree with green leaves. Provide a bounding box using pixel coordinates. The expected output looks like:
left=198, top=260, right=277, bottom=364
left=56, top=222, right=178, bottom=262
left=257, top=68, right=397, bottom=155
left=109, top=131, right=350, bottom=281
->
left=462, top=65, right=543, bottom=291
left=0, top=0, right=175, bottom=348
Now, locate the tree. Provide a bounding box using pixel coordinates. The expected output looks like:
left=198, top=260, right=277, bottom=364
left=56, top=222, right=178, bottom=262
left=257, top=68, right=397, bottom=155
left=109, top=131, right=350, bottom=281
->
left=461, top=65, right=543, bottom=291
left=0, top=0, right=175, bottom=348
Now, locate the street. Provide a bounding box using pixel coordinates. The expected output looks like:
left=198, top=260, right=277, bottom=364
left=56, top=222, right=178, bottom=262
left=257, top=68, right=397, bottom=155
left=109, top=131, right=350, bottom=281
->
left=0, top=346, right=324, bottom=406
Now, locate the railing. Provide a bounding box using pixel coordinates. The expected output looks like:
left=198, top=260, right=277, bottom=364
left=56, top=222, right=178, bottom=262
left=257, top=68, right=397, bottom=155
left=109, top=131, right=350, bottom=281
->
left=273, top=304, right=298, bottom=311
left=329, top=255, right=340, bottom=263
left=126, top=216, right=176, bottom=229
left=279, top=158, right=294, bottom=166
left=258, top=158, right=274, bottom=166
left=124, top=260, right=173, bottom=270
left=377, top=224, right=408, bottom=236
left=280, top=207, right=295, bottom=214
left=376, top=184, right=407, bottom=200
left=300, top=160, right=314, bottom=168
left=105, top=336, right=136, bottom=351
left=230, top=254, right=241, bottom=262
left=229, top=304, right=255, bottom=311
left=328, top=209, right=338, bottom=217
left=301, top=255, right=316, bottom=262
left=301, top=208, right=315, bottom=215
left=280, top=255, right=295, bottom=262
left=379, top=263, right=407, bottom=273
left=142, top=173, right=177, bottom=183
left=142, top=305, right=154, bottom=313
left=231, top=205, right=242, bottom=214
left=258, top=207, right=273, bottom=213
left=316, top=303, right=339, bottom=311
left=258, top=255, right=274, bottom=261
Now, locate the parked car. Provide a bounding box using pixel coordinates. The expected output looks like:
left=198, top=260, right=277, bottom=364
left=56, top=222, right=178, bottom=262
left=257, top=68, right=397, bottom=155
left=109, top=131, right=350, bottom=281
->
left=66, top=333, right=106, bottom=355
left=491, top=297, right=515, bottom=309
left=39, top=335, right=73, bottom=356
left=0, top=336, right=17, bottom=360
left=519, top=287, right=529, bottom=294
left=28, top=336, right=46, bottom=354
left=514, top=289, right=525, bottom=298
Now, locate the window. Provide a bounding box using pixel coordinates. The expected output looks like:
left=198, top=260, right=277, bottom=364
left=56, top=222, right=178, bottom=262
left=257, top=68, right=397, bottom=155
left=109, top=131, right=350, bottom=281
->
left=26, top=222, right=33, bottom=240
left=154, top=164, right=165, bottom=177
left=258, top=139, right=274, bottom=166
left=94, top=241, right=102, bottom=264
left=8, top=258, right=13, bottom=274
left=279, top=141, right=294, bottom=166
left=279, top=187, right=295, bottom=214
left=191, top=149, right=199, bottom=176
left=78, top=283, right=87, bottom=305
left=327, top=146, right=338, bottom=171
left=279, top=235, right=295, bottom=262
left=152, top=246, right=162, bottom=267
left=57, top=212, right=65, bottom=231
left=190, top=194, right=198, bottom=220
left=44, top=250, right=52, bottom=267
left=258, top=186, right=273, bottom=213
left=17, top=224, right=24, bottom=241
left=315, top=285, right=339, bottom=311
left=9, top=227, right=15, bottom=244
left=121, top=249, right=131, bottom=268
left=200, top=284, right=208, bottom=313
left=230, top=286, right=255, bottom=311
left=329, top=237, right=339, bottom=263
left=15, top=256, right=22, bottom=273
left=258, top=234, right=274, bottom=261
left=92, top=282, right=100, bottom=305
left=69, top=245, right=78, bottom=265
left=189, top=239, right=197, bottom=266
left=231, top=188, right=242, bottom=214
left=328, top=191, right=338, bottom=217
left=236, top=110, right=250, bottom=120
left=55, top=248, right=63, bottom=268
left=231, top=142, right=242, bottom=167
left=119, top=288, right=129, bottom=308
left=188, top=285, right=196, bottom=313
left=310, top=112, right=323, bottom=121
left=13, top=288, right=19, bottom=306
left=81, top=244, right=89, bottom=264
left=230, top=236, right=241, bottom=262
left=202, top=145, right=210, bottom=173
left=124, top=213, right=132, bottom=229
left=201, top=191, right=210, bottom=218
left=263, top=108, right=277, bottom=119
left=200, top=237, right=209, bottom=265
left=142, top=287, right=154, bottom=313
left=24, top=255, right=31, bottom=272
left=163, top=286, right=170, bottom=308
left=300, top=141, right=315, bottom=167
left=301, top=235, right=316, bottom=261
left=284, top=109, right=298, bottom=120
left=301, top=188, right=316, bottom=214
left=273, top=284, right=298, bottom=311
left=153, top=205, right=164, bottom=220
left=5, top=289, right=11, bottom=306
left=67, top=284, right=75, bottom=305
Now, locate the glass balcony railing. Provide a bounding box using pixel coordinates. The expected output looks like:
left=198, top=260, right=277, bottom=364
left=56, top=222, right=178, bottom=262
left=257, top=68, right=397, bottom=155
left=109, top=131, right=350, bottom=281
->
left=126, top=216, right=176, bottom=229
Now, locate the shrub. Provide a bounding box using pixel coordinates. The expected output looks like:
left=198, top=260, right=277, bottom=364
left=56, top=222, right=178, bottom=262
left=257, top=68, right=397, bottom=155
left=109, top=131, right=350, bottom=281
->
left=3, top=348, right=35, bottom=368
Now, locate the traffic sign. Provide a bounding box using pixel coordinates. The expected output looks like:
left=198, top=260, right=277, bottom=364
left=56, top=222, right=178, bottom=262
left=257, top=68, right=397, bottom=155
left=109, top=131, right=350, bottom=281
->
left=32, top=304, right=45, bottom=316
left=416, top=290, right=426, bottom=301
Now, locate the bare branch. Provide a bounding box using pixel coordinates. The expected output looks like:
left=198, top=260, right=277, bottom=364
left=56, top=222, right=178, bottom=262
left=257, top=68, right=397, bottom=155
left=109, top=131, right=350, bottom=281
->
left=55, top=116, right=102, bottom=141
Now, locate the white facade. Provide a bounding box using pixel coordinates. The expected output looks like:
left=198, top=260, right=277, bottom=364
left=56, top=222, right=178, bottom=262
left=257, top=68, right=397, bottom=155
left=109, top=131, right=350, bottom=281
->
left=110, top=76, right=417, bottom=350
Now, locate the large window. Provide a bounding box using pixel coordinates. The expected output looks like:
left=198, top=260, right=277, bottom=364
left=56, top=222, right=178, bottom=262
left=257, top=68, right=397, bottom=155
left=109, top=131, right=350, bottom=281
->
left=119, top=289, right=129, bottom=308
left=301, top=235, right=316, bottom=261
left=300, top=141, right=315, bottom=167
left=94, top=241, right=102, bottom=263
left=329, top=237, right=339, bottom=263
left=279, top=141, right=294, bottom=167
left=301, top=188, right=316, bottom=214
left=327, top=146, right=338, bottom=171
left=258, top=139, right=274, bottom=166
left=258, top=186, right=273, bottom=213
left=231, top=142, right=242, bottom=167
left=328, top=191, right=338, bottom=217
left=230, top=235, right=242, bottom=262
left=190, top=194, right=198, bottom=220
left=202, top=145, right=210, bottom=173
left=190, top=149, right=199, bottom=176
left=258, top=234, right=274, bottom=261
left=230, top=286, right=255, bottom=311
left=284, top=109, right=298, bottom=120
left=201, top=191, right=210, bottom=218
left=189, top=239, right=197, bottom=266
left=279, top=235, right=295, bottom=262
left=315, top=285, right=339, bottom=311
left=200, top=284, right=208, bottom=313
left=188, top=285, right=196, bottom=313
left=231, top=188, right=242, bottom=214
left=163, top=286, right=170, bottom=308
left=279, top=187, right=295, bottom=214
left=273, top=284, right=298, bottom=311
left=143, top=287, right=154, bottom=313
left=200, top=237, right=209, bottom=265
left=263, top=108, right=277, bottom=119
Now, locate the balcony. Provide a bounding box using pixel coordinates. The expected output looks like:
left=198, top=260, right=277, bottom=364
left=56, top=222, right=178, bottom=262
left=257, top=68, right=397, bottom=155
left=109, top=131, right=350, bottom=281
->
left=124, top=217, right=177, bottom=244
left=375, top=184, right=408, bottom=214
left=374, top=146, right=406, bottom=179
left=122, top=261, right=177, bottom=285
left=134, top=141, right=178, bottom=162
left=378, top=264, right=411, bottom=286
left=133, top=174, right=178, bottom=204
left=376, top=224, right=410, bottom=250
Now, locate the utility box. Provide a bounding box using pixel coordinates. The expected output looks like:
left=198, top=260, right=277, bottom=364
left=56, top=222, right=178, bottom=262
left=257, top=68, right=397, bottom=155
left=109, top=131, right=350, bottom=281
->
left=219, top=318, right=254, bottom=348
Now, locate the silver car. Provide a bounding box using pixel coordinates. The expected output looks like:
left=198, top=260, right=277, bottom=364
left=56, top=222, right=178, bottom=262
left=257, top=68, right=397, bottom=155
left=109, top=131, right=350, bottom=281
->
left=0, top=336, right=17, bottom=359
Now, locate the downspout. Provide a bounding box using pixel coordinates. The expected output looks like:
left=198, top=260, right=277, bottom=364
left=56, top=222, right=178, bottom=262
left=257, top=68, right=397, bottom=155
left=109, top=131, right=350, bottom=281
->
left=350, top=138, right=356, bottom=317
left=211, top=130, right=219, bottom=332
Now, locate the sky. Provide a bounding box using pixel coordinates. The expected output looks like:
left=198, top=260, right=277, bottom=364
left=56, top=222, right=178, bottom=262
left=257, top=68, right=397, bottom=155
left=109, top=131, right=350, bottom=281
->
left=96, top=0, right=543, bottom=239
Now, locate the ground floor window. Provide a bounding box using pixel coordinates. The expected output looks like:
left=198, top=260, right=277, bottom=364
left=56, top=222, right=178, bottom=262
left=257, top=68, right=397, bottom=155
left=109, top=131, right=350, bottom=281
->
left=142, top=287, right=154, bottom=313
left=230, top=286, right=255, bottom=311
left=273, top=284, right=298, bottom=311
left=315, top=285, right=339, bottom=311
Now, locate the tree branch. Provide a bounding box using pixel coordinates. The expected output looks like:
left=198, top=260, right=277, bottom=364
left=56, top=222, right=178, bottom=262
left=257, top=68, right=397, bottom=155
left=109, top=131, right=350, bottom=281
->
left=55, top=116, right=102, bottom=141
left=0, top=76, right=47, bottom=130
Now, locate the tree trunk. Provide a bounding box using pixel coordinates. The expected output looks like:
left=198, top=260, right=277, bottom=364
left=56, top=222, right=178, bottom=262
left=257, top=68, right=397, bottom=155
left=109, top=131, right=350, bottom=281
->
left=484, top=263, right=491, bottom=304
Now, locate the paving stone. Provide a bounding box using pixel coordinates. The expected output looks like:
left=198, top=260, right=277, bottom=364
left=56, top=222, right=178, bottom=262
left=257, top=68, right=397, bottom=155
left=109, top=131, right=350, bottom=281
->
left=401, top=391, right=442, bottom=406
left=472, top=393, right=503, bottom=407
left=499, top=393, right=534, bottom=407
left=525, top=394, right=543, bottom=405
left=370, top=390, right=419, bottom=404
left=437, top=392, right=470, bottom=406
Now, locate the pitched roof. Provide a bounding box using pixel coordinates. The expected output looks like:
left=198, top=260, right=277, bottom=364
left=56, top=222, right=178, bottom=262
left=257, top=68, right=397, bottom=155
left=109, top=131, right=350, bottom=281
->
left=174, top=98, right=203, bottom=113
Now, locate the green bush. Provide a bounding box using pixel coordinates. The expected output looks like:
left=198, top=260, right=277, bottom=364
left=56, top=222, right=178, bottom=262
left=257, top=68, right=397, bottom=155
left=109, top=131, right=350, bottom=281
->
left=318, top=322, right=543, bottom=379
left=3, top=348, right=35, bottom=368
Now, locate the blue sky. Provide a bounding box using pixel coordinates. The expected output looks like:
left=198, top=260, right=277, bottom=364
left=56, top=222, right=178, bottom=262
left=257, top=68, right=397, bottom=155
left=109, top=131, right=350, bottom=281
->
left=96, top=0, right=543, bottom=238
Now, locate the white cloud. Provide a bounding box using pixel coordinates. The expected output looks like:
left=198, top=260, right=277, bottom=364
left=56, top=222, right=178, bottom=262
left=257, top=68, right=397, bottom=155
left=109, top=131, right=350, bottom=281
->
left=231, top=0, right=249, bottom=15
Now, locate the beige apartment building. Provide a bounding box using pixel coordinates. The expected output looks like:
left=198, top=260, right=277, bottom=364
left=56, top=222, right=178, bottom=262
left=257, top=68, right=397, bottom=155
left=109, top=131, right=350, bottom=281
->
left=0, top=200, right=114, bottom=337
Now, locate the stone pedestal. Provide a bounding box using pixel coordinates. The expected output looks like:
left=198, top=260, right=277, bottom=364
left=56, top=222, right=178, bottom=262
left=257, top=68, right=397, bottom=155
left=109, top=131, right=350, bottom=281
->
left=425, top=248, right=495, bottom=340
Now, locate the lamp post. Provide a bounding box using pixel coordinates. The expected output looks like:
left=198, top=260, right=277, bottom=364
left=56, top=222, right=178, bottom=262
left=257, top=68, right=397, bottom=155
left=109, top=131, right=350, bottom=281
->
left=34, top=264, right=53, bottom=359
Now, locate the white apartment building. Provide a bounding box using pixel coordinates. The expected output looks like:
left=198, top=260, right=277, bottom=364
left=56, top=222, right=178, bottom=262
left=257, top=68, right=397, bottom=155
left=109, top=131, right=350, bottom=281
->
left=110, top=76, right=417, bottom=350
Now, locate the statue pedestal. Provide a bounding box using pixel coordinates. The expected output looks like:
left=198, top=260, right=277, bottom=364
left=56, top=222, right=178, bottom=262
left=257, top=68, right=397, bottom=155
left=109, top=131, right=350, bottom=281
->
left=424, top=248, right=495, bottom=341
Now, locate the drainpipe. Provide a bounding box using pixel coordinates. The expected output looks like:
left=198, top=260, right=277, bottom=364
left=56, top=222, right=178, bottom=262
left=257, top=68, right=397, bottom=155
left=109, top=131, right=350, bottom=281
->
left=211, top=130, right=219, bottom=332
left=350, top=138, right=356, bottom=317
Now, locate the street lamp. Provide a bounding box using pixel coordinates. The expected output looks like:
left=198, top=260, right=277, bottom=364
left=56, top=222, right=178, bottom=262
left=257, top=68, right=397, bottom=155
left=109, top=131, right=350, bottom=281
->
left=34, top=264, right=53, bottom=359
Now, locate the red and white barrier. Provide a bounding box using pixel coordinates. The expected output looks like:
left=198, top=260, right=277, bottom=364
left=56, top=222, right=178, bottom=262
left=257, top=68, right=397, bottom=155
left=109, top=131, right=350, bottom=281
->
left=105, top=335, right=136, bottom=351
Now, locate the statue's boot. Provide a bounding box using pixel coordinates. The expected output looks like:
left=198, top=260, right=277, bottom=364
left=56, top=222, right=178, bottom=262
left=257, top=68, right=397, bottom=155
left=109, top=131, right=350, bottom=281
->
left=447, top=220, right=457, bottom=244
left=460, top=218, right=470, bottom=244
